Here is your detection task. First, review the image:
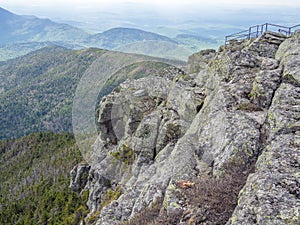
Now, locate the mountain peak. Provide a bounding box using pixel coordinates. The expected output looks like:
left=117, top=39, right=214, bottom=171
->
left=87, top=27, right=177, bottom=50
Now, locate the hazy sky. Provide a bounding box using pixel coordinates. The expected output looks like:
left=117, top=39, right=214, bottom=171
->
left=1, top=0, right=300, bottom=6
left=2, top=0, right=300, bottom=10
left=1, top=0, right=299, bottom=35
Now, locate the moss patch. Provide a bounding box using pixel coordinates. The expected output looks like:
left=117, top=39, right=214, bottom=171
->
left=100, top=186, right=122, bottom=209
left=111, top=144, right=135, bottom=165
left=173, top=74, right=192, bottom=82
left=236, top=103, right=263, bottom=112
left=87, top=211, right=101, bottom=224
left=165, top=123, right=181, bottom=140
left=249, top=84, right=264, bottom=100
left=283, top=73, right=300, bottom=87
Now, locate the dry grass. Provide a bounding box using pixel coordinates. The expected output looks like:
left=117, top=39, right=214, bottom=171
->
left=123, top=162, right=253, bottom=225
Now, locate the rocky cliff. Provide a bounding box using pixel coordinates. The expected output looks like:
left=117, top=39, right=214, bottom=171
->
left=71, top=31, right=300, bottom=224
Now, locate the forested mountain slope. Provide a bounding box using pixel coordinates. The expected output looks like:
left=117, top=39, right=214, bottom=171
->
left=0, top=46, right=183, bottom=139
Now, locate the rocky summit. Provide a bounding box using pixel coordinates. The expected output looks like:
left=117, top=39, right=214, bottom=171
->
left=70, top=31, right=300, bottom=225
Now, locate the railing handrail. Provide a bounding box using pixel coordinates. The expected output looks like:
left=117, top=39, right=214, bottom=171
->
left=265, top=23, right=290, bottom=29
left=225, top=23, right=300, bottom=45
left=290, top=24, right=300, bottom=29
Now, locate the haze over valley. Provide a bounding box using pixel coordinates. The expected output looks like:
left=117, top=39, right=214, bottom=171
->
left=1, top=0, right=300, bottom=61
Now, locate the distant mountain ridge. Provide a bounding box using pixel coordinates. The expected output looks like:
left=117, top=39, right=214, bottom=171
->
left=0, top=7, right=89, bottom=44
left=0, top=7, right=219, bottom=61
left=86, top=27, right=177, bottom=49
left=0, top=6, right=175, bottom=47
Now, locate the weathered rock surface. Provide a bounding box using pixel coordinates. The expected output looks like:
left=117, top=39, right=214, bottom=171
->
left=228, top=31, right=300, bottom=225
left=70, top=162, right=91, bottom=192
left=70, top=31, right=300, bottom=224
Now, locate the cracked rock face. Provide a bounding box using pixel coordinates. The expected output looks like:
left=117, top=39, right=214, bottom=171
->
left=71, top=31, right=300, bottom=224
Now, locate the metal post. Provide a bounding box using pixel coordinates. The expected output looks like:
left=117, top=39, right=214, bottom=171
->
left=248, top=27, right=251, bottom=39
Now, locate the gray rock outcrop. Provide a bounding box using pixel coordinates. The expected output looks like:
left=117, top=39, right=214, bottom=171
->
left=227, top=31, right=300, bottom=225
left=71, top=31, right=300, bottom=224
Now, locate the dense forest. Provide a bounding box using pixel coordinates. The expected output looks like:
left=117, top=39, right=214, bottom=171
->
left=0, top=132, right=88, bottom=225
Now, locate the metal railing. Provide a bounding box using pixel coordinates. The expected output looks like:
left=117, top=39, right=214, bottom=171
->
left=225, top=23, right=300, bottom=45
